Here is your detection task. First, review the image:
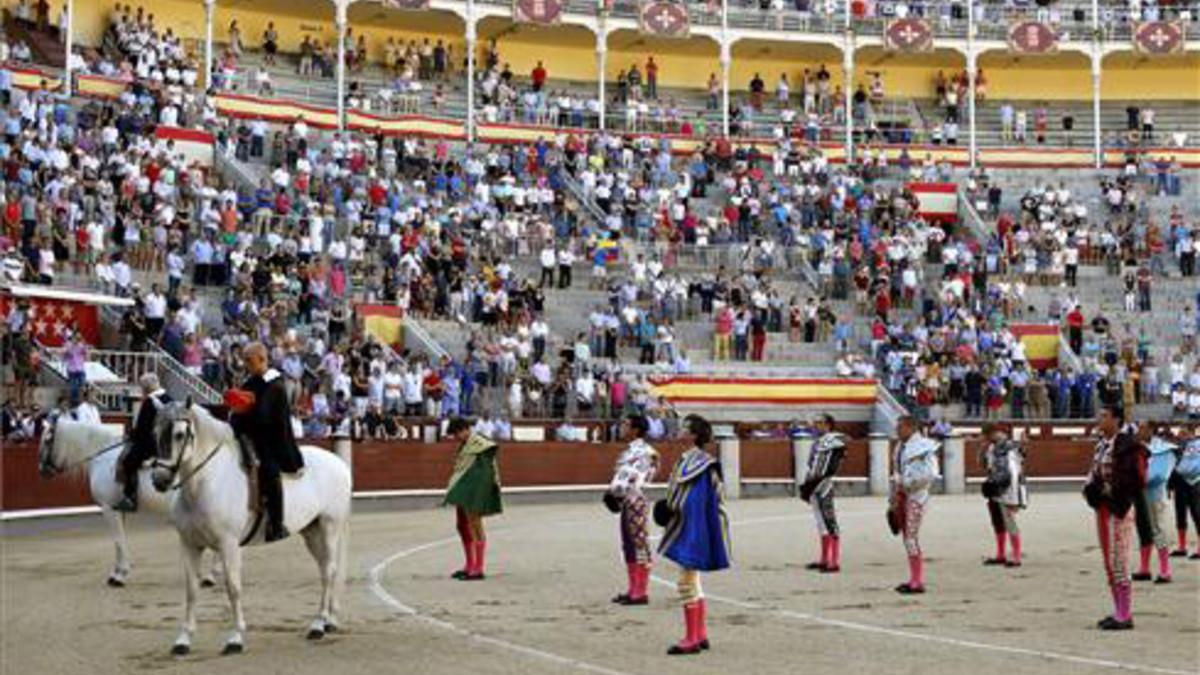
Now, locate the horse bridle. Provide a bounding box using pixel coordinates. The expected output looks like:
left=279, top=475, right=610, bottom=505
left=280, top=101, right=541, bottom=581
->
left=39, top=410, right=129, bottom=476
left=151, top=414, right=222, bottom=492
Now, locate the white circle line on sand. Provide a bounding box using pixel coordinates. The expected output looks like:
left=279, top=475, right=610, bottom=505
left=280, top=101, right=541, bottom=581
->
left=366, top=530, right=641, bottom=675
left=648, top=512, right=1195, bottom=675
left=367, top=508, right=1191, bottom=675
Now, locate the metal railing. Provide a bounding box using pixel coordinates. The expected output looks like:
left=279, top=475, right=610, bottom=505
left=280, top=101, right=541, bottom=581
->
left=557, top=168, right=608, bottom=226
left=145, top=342, right=223, bottom=404
left=402, top=315, right=452, bottom=362
left=956, top=186, right=992, bottom=244
left=873, top=384, right=909, bottom=436
left=38, top=344, right=222, bottom=410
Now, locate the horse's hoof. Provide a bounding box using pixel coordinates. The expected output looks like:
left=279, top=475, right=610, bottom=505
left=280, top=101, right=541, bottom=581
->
left=221, top=642, right=244, bottom=655
left=171, top=644, right=190, bottom=657
left=106, top=577, right=126, bottom=588
left=200, top=578, right=216, bottom=589
left=306, top=628, right=325, bottom=641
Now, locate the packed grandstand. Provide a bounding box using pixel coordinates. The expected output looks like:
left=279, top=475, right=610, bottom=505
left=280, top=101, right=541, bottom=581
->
left=0, top=0, right=1198, bottom=442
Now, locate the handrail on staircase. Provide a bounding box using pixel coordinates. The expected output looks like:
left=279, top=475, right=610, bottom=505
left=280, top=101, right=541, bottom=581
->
left=955, top=186, right=992, bottom=245
left=145, top=342, right=223, bottom=404
left=873, top=384, right=909, bottom=436
left=557, top=168, right=607, bottom=226
left=402, top=315, right=451, bottom=362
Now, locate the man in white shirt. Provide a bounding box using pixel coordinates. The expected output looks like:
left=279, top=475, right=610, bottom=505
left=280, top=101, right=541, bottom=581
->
left=557, top=248, right=575, bottom=289
left=143, top=284, right=167, bottom=337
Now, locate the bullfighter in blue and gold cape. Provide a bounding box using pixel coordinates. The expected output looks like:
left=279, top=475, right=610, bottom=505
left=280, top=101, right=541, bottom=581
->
left=655, top=415, right=731, bottom=656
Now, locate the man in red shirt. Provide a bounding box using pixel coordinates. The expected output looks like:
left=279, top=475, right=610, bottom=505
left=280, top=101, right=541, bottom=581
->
left=645, top=57, right=659, bottom=99
left=531, top=61, right=547, bottom=92
left=1066, top=305, right=1085, bottom=355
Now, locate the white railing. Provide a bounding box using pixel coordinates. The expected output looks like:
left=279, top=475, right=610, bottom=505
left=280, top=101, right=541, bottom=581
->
left=956, top=186, right=992, bottom=244
left=145, top=342, right=223, bottom=404
left=873, top=384, right=909, bottom=435
left=402, top=315, right=451, bottom=362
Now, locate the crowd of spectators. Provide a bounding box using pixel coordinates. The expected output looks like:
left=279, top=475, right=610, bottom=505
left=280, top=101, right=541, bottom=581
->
left=4, top=3, right=1200, bottom=445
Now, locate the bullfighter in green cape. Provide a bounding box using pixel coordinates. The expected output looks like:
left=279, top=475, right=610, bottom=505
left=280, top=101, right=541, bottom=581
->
left=443, top=418, right=502, bottom=581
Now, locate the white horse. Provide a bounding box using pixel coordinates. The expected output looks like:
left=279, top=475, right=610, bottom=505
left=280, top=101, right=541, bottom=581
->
left=151, top=401, right=352, bottom=656
left=37, top=412, right=219, bottom=587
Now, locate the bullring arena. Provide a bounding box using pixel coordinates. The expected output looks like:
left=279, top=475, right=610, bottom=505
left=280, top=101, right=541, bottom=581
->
left=1, top=0, right=1200, bottom=671
left=3, top=433, right=1198, bottom=675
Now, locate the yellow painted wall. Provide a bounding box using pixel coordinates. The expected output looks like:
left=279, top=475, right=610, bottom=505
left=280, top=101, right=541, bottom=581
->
left=29, top=0, right=1198, bottom=101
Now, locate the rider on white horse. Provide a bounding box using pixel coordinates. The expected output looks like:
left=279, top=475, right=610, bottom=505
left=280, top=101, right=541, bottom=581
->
left=115, top=373, right=171, bottom=513
left=228, top=342, right=305, bottom=543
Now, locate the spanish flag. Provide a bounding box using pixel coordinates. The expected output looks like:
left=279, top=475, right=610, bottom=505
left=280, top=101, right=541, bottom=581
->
left=358, top=304, right=404, bottom=350
left=647, top=377, right=878, bottom=406
left=1011, top=324, right=1060, bottom=370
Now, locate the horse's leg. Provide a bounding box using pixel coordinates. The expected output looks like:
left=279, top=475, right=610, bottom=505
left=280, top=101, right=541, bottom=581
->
left=200, top=549, right=219, bottom=588
left=218, top=540, right=247, bottom=654
left=100, top=506, right=131, bottom=587
left=172, top=541, right=204, bottom=656
left=301, top=520, right=335, bottom=638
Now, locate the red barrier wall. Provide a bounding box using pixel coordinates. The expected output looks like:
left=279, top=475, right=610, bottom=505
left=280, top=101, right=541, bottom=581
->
left=1, top=437, right=1099, bottom=512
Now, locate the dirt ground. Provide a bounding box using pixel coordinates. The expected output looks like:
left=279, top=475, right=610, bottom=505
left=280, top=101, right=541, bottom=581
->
left=2, top=493, right=1197, bottom=675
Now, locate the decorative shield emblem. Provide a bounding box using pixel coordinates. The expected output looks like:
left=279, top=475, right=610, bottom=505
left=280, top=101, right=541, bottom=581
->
left=1007, top=21, right=1058, bottom=54
left=883, top=18, right=933, bottom=52
left=639, top=1, right=690, bottom=38
left=513, top=0, right=564, bottom=24
left=382, top=0, right=430, bottom=9
left=1133, top=21, right=1184, bottom=54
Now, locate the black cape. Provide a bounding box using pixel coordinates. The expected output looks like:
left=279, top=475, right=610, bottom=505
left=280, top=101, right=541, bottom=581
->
left=231, top=369, right=304, bottom=473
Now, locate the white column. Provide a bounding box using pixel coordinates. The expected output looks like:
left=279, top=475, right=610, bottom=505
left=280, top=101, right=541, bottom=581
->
left=465, top=16, right=477, bottom=142
left=718, top=436, right=741, bottom=499
left=61, top=0, right=74, bottom=95
left=843, top=0, right=853, bottom=162
left=843, top=47, right=854, bottom=163
left=719, top=40, right=731, bottom=137
left=596, top=30, right=607, bottom=130
left=1091, top=54, right=1102, bottom=169
left=335, top=1, right=348, bottom=131
left=1091, top=0, right=1102, bottom=168
left=966, top=1, right=977, bottom=167
left=203, top=0, right=215, bottom=93
left=868, top=433, right=890, bottom=495
left=941, top=433, right=965, bottom=494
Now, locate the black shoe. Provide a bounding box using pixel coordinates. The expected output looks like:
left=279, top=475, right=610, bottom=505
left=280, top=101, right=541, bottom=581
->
left=618, top=596, right=648, bottom=606
left=1004, top=561, right=1022, bottom=568
left=611, top=593, right=630, bottom=604
left=451, top=570, right=468, bottom=580
left=265, top=524, right=290, bottom=543
left=1131, top=571, right=1152, bottom=582
left=113, top=496, right=138, bottom=513
left=820, top=566, right=841, bottom=574
left=1190, top=552, right=1200, bottom=560
left=1154, top=576, right=1172, bottom=584
left=982, top=557, right=1007, bottom=566
left=805, top=562, right=826, bottom=571
left=698, top=639, right=710, bottom=650
left=1169, top=548, right=1187, bottom=558
left=1097, top=616, right=1133, bottom=631
left=894, top=583, right=925, bottom=595
left=667, top=643, right=702, bottom=656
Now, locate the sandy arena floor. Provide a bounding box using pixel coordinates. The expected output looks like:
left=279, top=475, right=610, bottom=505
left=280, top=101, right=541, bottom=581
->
left=2, top=493, right=1198, bottom=675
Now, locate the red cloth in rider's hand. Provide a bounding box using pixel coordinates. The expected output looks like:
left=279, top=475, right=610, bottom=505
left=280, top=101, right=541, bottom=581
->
left=224, top=389, right=257, bottom=414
